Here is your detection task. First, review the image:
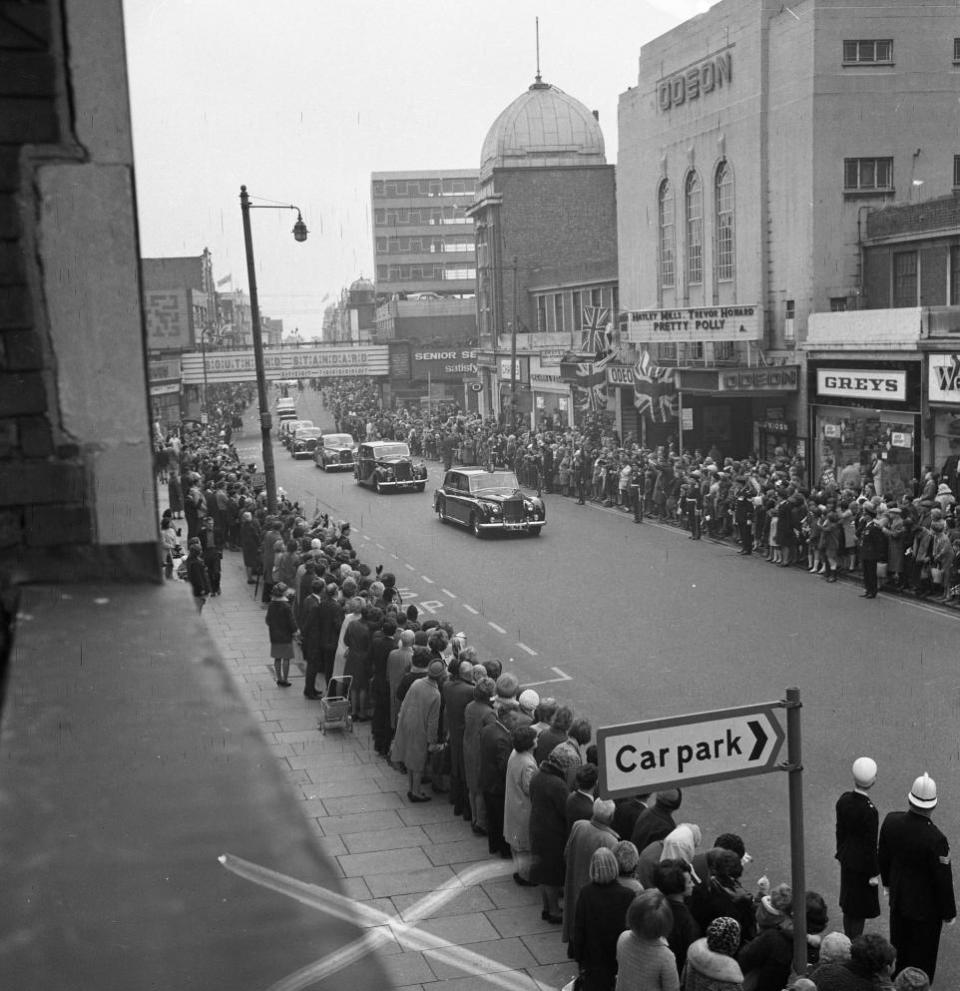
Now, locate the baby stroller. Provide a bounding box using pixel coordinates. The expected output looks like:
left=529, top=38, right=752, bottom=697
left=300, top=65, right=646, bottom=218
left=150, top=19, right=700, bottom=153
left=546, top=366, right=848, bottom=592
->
left=319, top=675, right=353, bottom=735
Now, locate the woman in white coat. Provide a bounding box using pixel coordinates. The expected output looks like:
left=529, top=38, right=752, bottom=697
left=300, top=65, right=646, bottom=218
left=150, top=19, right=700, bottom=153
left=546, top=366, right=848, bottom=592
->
left=503, top=725, right=538, bottom=885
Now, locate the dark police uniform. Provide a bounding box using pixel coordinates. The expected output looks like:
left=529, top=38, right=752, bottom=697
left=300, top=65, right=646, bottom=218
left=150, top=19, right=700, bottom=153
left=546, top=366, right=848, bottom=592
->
left=878, top=808, right=956, bottom=981
left=835, top=789, right=880, bottom=936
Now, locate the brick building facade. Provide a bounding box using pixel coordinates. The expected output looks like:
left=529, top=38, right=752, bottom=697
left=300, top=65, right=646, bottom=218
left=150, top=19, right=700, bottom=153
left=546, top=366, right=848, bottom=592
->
left=0, top=0, right=156, bottom=581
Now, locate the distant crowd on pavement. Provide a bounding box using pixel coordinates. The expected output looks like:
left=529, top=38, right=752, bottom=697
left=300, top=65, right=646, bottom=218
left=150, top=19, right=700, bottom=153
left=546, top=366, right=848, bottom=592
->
left=153, top=380, right=954, bottom=991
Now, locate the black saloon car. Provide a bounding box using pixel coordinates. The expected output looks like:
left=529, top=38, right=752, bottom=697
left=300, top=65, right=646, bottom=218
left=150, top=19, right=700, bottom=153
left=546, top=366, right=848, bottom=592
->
left=314, top=432, right=357, bottom=472
left=290, top=427, right=322, bottom=459
left=434, top=467, right=545, bottom=536
left=354, top=441, right=427, bottom=493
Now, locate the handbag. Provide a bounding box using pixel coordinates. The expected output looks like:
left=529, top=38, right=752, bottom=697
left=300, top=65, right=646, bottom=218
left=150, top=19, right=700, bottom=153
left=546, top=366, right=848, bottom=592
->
left=931, top=566, right=944, bottom=585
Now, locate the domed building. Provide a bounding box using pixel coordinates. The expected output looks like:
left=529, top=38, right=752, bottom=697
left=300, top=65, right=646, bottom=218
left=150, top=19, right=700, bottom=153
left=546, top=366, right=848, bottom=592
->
left=469, top=75, right=620, bottom=430
left=479, top=77, right=607, bottom=181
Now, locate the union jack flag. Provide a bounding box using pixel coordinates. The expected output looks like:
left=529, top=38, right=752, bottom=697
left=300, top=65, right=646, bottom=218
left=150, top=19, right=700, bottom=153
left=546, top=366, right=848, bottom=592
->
left=580, top=306, right=610, bottom=356
left=573, top=351, right=615, bottom=411
left=633, top=350, right=678, bottom=423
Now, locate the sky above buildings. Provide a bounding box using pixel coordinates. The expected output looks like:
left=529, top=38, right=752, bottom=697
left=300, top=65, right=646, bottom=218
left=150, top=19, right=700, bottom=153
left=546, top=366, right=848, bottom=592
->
left=123, top=0, right=711, bottom=340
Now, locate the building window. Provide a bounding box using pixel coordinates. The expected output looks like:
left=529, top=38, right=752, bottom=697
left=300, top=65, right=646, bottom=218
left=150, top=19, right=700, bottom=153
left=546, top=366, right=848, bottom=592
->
left=844, top=157, right=893, bottom=193
left=376, top=265, right=388, bottom=280
left=537, top=295, right=547, bottom=334
left=375, top=238, right=387, bottom=254
left=374, top=209, right=385, bottom=225
left=830, top=297, right=848, bottom=312
left=685, top=171, right=703, bottom=286
left=590, top=287, right=602, bottom=307
left=954, top=155, right=960, bottom=189
left=443, top=266, right=475, bottom=280
left=893, top=251, right=918, bottom=307
left=554, top=294, right=564, bottom=334
left=715, top=161, right=735, bottom=282
left=372, top=181, right=385, bottom=197
left=843, top=39, right=893, bottom=64
left=784, top=299, right=795, bottom=342
left=951, top=247, right=960, bottom=304
left=572, top=290, right=582, bottom=332
left=658, top=180, right=675, bottom=290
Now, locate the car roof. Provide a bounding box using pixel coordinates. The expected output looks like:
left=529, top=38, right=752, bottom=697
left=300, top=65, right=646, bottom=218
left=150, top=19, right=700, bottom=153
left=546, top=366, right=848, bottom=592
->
left=453, top=466, right=513, bottom=476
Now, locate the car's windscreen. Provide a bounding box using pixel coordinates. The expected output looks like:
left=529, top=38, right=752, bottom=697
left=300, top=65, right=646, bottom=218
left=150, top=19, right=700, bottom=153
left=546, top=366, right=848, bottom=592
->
left=469, top=472, right=520, bottom=493
left=374, top=444, right=410, bottom=458
left=324, top=435, right=354, bottom=447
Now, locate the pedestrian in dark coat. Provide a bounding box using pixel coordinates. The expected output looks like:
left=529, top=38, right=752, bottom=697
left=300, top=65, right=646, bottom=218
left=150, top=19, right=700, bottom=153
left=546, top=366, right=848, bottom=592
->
left=298, top=579, right=324, bottom=699
left=239, top=512, right=261, bottom=583
left=808, top=932, right=896, bottom=991
left=185, top=542, right=210, bottom=614
left=317, top=584, right=343, bottom=685
left=878, top=772, right=956, bottom=982
left=571, top=847, right=636, bottom=991
left=529, top=749, right=577, bottom=922
left=631, top=789, right=682, bottom=852
left=562, top=799, right=620, bottom=944
left=369, top=618, right=398, bottom=754
left=835, top=756, right=881, bottom=938
left=265, top=584, right=298, bottom=687
left=857, top=505, right=886, bottom=598
left=442, top=660, right=476, bottom=818
left=653, top=859, right=700, bottom=977
left=479, top=708, right=513, bottom=857
left=689, top=848, right=756, bottom=948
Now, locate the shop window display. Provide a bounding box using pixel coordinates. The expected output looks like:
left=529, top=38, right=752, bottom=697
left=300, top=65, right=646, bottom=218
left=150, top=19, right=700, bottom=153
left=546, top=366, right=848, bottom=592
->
left=815, top=407, right=916, bottom=500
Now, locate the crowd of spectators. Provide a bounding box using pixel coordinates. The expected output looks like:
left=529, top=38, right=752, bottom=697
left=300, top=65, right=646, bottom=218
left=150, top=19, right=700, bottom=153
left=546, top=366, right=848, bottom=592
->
left=320, top=379, right=960, bottom=605
left=154, top=382, right=943, bottom=991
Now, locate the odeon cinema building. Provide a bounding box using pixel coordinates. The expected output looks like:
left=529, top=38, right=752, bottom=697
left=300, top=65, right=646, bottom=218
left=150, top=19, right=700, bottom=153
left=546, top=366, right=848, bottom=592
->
left=616, top=0, right=960, bottom=480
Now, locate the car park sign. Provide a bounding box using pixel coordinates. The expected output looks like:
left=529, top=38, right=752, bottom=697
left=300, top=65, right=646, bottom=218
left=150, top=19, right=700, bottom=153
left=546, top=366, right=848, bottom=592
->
left=598, top=701, right=786, bottom=797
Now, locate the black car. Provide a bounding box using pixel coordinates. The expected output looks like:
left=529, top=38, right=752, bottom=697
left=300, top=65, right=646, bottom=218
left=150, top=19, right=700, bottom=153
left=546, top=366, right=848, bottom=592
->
left=354, top=441, right=427, bottom=493
left=314, top=433, right=357, bottom=472
left=434, top=467, right=545, bottom=536
left=290, top=427, right=322, bottom=459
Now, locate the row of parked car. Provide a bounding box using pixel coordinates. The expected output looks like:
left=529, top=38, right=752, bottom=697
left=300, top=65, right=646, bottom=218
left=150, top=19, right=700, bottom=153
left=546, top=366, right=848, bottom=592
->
left=272, top=396, right=545, bottom=535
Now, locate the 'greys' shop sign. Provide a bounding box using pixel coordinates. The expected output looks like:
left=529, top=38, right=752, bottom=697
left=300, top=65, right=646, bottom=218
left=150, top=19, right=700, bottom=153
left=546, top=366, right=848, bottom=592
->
left=411, top=347, right=478, bottom=382
left=620, top=304, right=762, bottom=344
left=816, top=368, right=907, bottom=402
left=658, top=50, right=732, bottom=113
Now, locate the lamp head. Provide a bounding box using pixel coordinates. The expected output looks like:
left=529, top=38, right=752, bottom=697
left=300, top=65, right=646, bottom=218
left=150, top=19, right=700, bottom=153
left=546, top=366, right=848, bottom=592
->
left=292, top=212, right=308, bottom=242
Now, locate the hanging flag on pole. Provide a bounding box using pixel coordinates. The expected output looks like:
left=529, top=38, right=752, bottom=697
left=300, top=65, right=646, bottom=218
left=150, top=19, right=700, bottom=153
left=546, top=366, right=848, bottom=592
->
left=216, top=274, right=233, bottom=288
left=633, top=349, right=678, bottom=422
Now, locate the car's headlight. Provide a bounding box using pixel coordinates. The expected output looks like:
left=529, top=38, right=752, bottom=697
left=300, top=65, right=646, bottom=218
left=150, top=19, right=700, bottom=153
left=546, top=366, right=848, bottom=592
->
left=486, top=503, right=501, bottom=516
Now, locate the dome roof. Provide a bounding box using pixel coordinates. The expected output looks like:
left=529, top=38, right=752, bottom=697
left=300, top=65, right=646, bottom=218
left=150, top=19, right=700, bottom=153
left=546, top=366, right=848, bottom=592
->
left=480, top=78, right=606, bottom=180
left=350, top=276, right=375, bottom=292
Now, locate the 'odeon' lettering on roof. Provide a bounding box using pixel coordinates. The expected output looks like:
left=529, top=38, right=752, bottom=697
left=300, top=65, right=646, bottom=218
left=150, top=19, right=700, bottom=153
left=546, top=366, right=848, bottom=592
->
left=658, top=51, right=732, bottom=113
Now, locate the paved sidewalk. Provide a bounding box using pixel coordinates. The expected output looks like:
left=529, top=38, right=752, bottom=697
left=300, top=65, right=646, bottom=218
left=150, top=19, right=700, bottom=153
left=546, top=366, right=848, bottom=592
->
left=194, top=543, right=574, bottom=991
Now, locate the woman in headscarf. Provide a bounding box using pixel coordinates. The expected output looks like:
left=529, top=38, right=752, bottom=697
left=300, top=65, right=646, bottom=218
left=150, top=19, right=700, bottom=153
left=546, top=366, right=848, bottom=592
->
left=529, top=748, right=577, bottom=924
left=637, top=822, right=702, bottom=889
left=682, top=917, right=744, bottom=991
left=571, top=848, right=637, bottom=991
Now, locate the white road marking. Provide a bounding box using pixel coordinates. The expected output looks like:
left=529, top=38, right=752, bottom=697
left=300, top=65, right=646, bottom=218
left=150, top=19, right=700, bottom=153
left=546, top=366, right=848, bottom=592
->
left=405, top=563, right=415, bottom=571
left=487, top=621, right=506, bottom=634
left=515, top=642, right=537, bottom=656
left=463, top=604, right=479, bottom=614
left=218, top=854, right=533, bottom=991
left=441, top=588, right=456, bottom=598
left=421, top=576, right=434, bottom=584
left=520, top=667, right=573, bottom=689
left=375, top=543, right=384, bottom=550
left=361, top=534, right=370, bottom=540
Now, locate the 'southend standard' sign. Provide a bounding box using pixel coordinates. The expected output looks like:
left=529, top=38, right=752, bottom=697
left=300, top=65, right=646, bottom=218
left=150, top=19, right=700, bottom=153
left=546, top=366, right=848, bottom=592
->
left=597, top=702, right=786, bottom=797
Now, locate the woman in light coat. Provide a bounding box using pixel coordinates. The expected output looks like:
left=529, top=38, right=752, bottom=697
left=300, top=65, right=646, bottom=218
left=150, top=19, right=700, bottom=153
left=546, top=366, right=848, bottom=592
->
left=504, top=725, right=538, bottom=884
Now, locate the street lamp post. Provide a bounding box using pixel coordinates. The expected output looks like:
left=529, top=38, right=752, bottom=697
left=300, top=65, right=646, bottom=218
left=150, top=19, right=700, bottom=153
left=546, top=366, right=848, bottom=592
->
left=239, top=184, right=308, bottom=515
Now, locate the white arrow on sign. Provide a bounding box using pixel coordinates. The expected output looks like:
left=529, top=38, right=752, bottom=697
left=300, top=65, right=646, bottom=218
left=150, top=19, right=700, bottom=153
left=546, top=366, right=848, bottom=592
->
left=597, top=702, right=786, bottom=797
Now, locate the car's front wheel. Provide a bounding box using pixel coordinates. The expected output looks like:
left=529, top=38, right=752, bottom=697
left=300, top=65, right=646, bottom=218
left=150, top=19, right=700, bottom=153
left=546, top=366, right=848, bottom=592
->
left=416, top=483, right=426, bottom=493
left=529, top=526, right=543, bottom=537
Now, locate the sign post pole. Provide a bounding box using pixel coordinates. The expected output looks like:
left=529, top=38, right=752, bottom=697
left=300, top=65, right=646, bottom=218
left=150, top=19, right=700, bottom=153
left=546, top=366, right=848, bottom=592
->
left=785, top=686, right=806, bottom=978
